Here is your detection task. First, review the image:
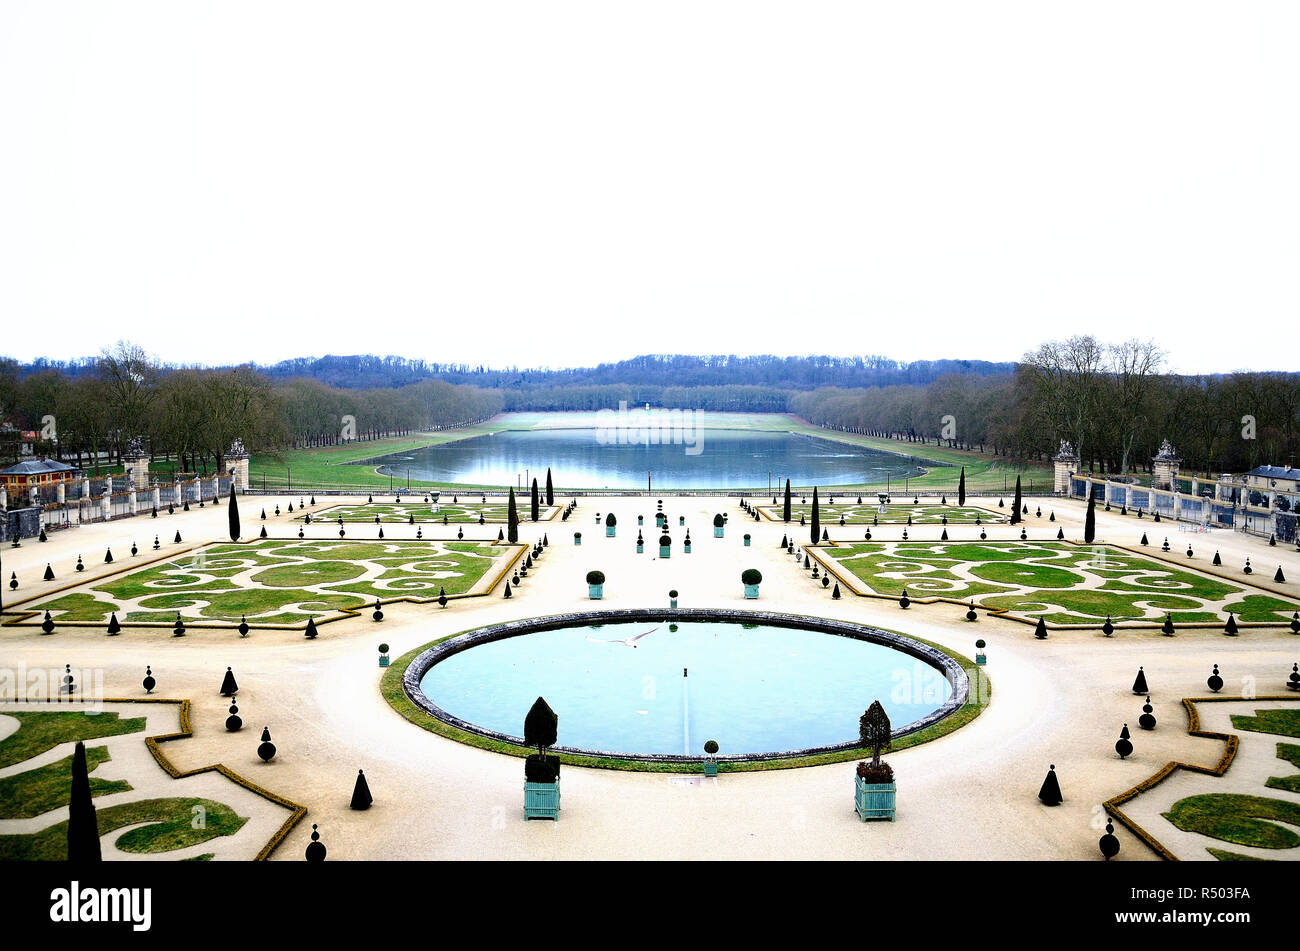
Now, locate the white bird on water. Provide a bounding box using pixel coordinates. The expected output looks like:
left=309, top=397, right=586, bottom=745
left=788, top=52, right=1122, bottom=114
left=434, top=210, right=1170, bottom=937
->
left=586, top=626, right=659, bottom=648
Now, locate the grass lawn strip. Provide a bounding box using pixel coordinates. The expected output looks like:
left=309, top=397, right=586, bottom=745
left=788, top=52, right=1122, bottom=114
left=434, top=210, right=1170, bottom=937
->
left=0, top=797, right=247, bottom=859
left=0, top=711, right=146, bottom=769
left=0, top=745, right=131, bottom=818
left=8, top=538, right=518, bottom=627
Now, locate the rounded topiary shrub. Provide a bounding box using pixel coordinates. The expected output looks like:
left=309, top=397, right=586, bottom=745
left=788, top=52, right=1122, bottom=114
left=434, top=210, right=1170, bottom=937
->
left=741, top=569, right=762, bottom=586
left=713, top=514, right=725, bottom=527
left=704, top=739, right=719, bottom=755
left=975, top=639, right=986, bottom=650
left=586, top=570, right=606, bottom=585
left=378, top=643, right=389, bottom=654
left=659, top=534, right=672, bottom=546
left=669, top=589, right=679, bottom=598
left=605, top=513, right=617, bottom=526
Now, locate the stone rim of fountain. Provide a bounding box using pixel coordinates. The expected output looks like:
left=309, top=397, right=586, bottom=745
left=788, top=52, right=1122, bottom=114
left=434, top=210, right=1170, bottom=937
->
left=400, top=607, right=970, bottom=764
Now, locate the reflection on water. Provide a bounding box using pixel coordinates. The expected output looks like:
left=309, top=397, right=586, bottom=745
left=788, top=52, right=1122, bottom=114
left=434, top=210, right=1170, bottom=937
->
left=370, top=428, right=929, bottom=488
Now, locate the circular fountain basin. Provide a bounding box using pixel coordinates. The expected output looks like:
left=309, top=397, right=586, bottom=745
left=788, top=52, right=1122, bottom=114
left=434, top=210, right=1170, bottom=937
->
left=403, top=609, right=967, bottom=762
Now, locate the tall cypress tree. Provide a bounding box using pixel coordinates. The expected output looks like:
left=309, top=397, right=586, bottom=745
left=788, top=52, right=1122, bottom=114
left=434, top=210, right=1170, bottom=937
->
left=545, top=468, right=554, bottom=507
left=810, top=486, right=821, bottom=545
left=530, top=478, right=540, bottom=522
left=1010, top=476, right=1022, bottom=525
left=957, top=467, right=966, bottom=506
left=67, top=740, right=101, bottom=861
left=228, top=486, right=241, bottom=541
left=1084, top=493, right=1096, bottom=544
left=783, top=479, right=792, bottom=522
left=507, top=487, right=519, bottom=543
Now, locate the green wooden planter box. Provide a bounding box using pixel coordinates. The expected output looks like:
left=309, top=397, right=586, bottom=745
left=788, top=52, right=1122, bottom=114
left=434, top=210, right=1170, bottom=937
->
left=378, top=655, right=390, bottom=667
left=588, top=584, right=603, bottom=599
left=975, top=653, right=987, bottom=666
left=713, top=526, right=724, bottom=538
left=679, top=517, right=685, bottom=526
left=638, top=516, right=644, bottom=525
left=656, top=514, right=665, bottom=527
left=743, top=584, right=759, bottom=599
left=855, top=777, right=896, bottom=821
left=524, top=780, right=560, bottom=820
left=703, top=761, right=718, bottom=777
left=683, top=542, right=692, bottom=554
left=743, top=536, right=751, bottom=547
left=659, top=545, right=671, bottom=558
left=574, top=535, right=582, bottom=545
left=606, top=525, right=616, bottom=537
left=636, top=542, right=644, bottom=553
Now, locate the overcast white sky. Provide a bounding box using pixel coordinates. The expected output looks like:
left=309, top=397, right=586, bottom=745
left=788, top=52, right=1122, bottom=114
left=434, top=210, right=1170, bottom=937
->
left=1, top=2, right=1296, bottom=374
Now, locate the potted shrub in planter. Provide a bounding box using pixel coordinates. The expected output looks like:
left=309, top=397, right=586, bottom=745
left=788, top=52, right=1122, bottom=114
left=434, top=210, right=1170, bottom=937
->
left=743, top=533, right=751, bottom=547
left=523, top=697, right=560, bottom=820
left=713, top=513, right=725, bottom=538
left=683, top=533, right=692, bottom=554
left=742, top=568, right=762, bottom=599
left=975, top=638, right=987, bottom=666
left=636, top=531, right=644, bottom=553
left=378, top=643, right=390, bottom=667
left=573, top=531, right=582, bottom=546
left=659, top=533, right=672, bottom=558
left=669, top=589, right=679, bottom=609
left=605, top=513, right=617, bottom=537
left=656, top=512, right=666, bottom=528
left=855, top=700, right=896, bottom=821
left=587, top=570, right=605, bottom=599
left=703, top=739, right=719, bottom=777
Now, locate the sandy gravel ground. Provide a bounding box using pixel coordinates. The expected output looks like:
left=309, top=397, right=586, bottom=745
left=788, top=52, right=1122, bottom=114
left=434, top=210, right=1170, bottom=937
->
left=2, top=490, right=1297, bottom=861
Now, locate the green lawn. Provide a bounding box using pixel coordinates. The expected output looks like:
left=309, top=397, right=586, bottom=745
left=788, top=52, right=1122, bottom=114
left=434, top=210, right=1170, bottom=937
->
left=1164, top=794, right=1300, bottom=850
left=0, top=797, right=247, bottom=859
left=819, top=540, right=1298, bottom=626
left=763, top=501, right=1006, bottom=525
left=0, top=745, right=131, bottom=818
left=1266, top=743, right=1300, bottom=794
left=1231, top=708, right=1300, bottom=739
left=12, top=538, right=513, bottom=627
left=309, top=499, right=557, bottom=524
left=0, top=711, right=146, bottom=769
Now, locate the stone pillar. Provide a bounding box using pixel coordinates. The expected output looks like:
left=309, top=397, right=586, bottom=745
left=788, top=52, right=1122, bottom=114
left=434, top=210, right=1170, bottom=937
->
left=129, top=487, right=138, bottom=515
left=123, top=438, right=150, bottom=490
left=1152, top=440, right=1181, bottom=491
left=56, top=481, right=65, bottom=504
left=1125, top=485, right=1134, bottom=509
left=152, top=486, right=161, bottom=511
left=1052, top=441, right=1079, bottom=495
left=226, top=438, right=250, bottom=492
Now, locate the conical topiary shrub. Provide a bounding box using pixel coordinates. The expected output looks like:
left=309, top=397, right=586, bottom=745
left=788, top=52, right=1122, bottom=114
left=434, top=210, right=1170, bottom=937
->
left=220, top=666, right=238, bottom=696
left=351, top=769, right=373, bottom=810
left=1038, top=764, right=1062, bottom=806
left=1132, top=666, right=1148, bottom=694
left=66, top=740, right=102, bottom=861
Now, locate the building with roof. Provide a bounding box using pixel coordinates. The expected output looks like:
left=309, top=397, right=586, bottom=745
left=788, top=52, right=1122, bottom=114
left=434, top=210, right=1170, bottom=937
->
left=0, top=457, right=80, bottom=502
left=1244, top=464, right=1300, bottom=493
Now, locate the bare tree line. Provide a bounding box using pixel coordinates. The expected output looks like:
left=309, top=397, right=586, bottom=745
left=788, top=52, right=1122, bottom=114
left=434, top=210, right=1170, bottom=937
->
left=0, top=342, right=503, bottom=474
